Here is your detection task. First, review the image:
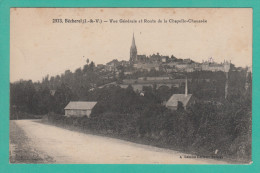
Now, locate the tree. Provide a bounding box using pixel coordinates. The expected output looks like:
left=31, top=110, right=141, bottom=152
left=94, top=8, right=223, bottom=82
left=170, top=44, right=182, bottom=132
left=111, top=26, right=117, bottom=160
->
left=177, top=101, right=184, bottom=111
left=89, top=61, right=95, bottom=72
left=117, top=65, right=125, bottom=81
left=31, top=86, right=51, bottom=114
left=53, top=83, right=74, bottom=114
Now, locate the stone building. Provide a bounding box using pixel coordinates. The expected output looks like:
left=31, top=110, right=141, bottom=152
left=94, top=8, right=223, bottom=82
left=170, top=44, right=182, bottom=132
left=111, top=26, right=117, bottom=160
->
left=201, top=60, right=230, bottom=72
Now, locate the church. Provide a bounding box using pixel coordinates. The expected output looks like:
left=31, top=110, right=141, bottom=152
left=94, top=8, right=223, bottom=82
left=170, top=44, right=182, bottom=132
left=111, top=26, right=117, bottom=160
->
left=129, top=33, right=160, bottom=71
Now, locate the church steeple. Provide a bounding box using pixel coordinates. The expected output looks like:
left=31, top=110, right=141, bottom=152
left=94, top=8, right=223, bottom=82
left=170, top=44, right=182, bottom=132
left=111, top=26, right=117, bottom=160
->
left=130, top=33, right=137, bottom=64
left=131, top=33, right=136, bottom=48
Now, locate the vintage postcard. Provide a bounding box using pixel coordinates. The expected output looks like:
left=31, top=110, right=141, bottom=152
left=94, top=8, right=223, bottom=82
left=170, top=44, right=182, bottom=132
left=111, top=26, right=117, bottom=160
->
left=10, top=8, right=252, bottom=164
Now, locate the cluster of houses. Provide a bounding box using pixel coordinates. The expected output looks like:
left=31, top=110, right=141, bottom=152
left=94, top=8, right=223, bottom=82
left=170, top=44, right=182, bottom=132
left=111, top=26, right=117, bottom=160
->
left=97, top=56, right=231, bottom=75
left=95, top=33, right=231, bottom=76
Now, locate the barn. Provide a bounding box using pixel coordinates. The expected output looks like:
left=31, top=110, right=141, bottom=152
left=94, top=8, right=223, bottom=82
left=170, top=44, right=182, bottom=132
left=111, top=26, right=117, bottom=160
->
left=64, top=101, right=97, bottom=118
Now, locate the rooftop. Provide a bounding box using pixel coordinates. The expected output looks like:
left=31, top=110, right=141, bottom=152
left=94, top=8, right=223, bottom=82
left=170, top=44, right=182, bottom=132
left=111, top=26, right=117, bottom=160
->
left=64, top=101, right=97, bottom=110
left=166, top=94, right=192, bottom=107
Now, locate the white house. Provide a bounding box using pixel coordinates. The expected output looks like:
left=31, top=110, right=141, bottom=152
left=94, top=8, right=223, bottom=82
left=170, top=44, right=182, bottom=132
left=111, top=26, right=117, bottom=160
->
left=64, top=101, right=97, bottom=118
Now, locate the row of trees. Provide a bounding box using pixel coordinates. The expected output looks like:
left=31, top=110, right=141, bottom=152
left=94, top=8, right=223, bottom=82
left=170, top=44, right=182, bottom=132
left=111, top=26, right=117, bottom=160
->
left=10, top=82, right=76, bottom=118
left=10, top=67, right=251, bottom=117
left=10, top=62, right=113, bottom=118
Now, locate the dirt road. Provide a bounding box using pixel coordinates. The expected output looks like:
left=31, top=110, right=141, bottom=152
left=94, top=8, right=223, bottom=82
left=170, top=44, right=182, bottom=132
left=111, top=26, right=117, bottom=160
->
left=10, top=120, right=227, bottom=164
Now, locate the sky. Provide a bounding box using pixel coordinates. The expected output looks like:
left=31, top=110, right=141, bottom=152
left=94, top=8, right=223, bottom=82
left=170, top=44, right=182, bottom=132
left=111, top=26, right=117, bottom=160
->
left=10, top=8, right=252, bottom=82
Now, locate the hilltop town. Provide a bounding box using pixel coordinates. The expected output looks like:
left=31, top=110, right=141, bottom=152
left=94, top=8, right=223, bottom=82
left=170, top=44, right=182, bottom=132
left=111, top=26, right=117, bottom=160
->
left=102, top=33, right=231, bottom=75
left=98, top=34, right=231, bottom=74
left=88, top=33, right=250, bottom=97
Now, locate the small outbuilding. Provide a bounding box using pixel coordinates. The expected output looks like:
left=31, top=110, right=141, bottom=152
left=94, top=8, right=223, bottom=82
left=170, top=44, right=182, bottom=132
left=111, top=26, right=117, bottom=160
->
left=64, top=101, right=97, bottom=118
left=165, top=78, right=195, bottom=110
left=165, top=94, right=194, bottom=110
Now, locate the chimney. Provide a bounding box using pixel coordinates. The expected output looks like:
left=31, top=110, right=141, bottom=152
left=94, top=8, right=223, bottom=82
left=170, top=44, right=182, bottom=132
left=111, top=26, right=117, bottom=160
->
left=185, top=77, right=188, bottom=96
left=225, top=72, right=228, bottom=99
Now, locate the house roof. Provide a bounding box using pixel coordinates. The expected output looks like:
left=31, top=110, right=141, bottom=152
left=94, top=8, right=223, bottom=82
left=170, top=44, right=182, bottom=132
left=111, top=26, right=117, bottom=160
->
left=64, top=101, right=97, bottom=110
left=166, top=94, right=192, bottom=107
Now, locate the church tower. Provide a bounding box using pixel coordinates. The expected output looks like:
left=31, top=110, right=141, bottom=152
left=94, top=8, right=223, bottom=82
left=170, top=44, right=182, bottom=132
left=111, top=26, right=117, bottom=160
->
left=130, top=33, right=137, bottom=64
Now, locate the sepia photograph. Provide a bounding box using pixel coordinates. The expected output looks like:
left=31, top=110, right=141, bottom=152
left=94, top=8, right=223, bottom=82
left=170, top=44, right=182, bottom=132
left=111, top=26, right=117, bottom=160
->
left=9, top=8, right=252, bottom=164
